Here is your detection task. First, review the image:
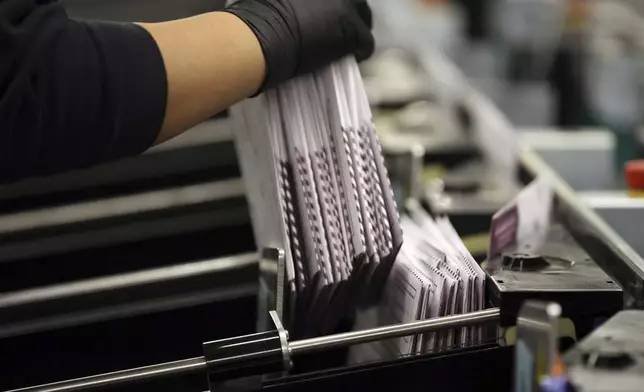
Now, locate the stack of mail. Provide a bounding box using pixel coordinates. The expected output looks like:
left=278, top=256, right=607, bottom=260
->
left=350, top=200, right=485, bottom=362
left=231, top=57, right=403, bottom=338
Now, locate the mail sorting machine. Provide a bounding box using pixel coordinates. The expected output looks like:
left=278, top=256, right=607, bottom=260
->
left=0, top=132, right=255, bottom=294
left=0, top=128, right=264, bottom=390
left=3, top=59, right=639, bottom=391
left=372, top=51, right=629, bottom=348
left=3, top=70, right=637, bottom=392
left=3, top=50, right=642, bottom=392
left=564, top=309, right=644, bottom=391
left=378, top=106, right=625, bottom=348
left=365, top=46, right=516, bottom=245
left=389, top=147, right=623, bottom=337
left=2, top=146, right=636, bottom=392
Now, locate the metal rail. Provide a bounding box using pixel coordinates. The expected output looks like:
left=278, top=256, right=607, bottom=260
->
left=0, top=253, right=259, bottom=339
left=289, top=308, right=500, bottom=355
left=11, top=357, right=208, bottom=392
left=9, top=308, right=500, bottom=392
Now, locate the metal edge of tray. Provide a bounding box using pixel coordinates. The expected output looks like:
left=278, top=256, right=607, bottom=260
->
left=0, top=252, right=259, bottom=339
left=7, top=308, right=501, bottom=392
left=0, top=179, right=246, bottom=235
left=0, top=179, right=250, bottom=264
left=0, top=137, right=237, bottom=205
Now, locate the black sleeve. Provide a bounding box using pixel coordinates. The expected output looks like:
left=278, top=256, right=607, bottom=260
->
left=0, top=0, right=168, bottom=183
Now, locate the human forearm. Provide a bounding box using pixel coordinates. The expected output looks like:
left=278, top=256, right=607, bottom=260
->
left=142, top=0, right=374, bottom=145
left=138, top=12, right=266, bottom=144
left=0, top=0, right=372, bottom=183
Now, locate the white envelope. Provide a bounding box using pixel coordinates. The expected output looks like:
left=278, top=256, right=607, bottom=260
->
left=232, top=56, right=402, bottom=337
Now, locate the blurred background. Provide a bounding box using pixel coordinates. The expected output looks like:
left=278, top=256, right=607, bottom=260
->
left=370, top=0, right=644, bottom=188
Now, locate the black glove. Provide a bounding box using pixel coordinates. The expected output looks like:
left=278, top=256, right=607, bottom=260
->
left=225, top=0, right=375, bottom=92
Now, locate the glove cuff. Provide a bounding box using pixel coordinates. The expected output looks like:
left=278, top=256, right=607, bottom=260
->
left=224, top=1, right=299, bottom=94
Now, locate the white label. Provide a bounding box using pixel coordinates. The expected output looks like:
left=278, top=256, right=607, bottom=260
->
left=516, top=175, right=553, bottom=253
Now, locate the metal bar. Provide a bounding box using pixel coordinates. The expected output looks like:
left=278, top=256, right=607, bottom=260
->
left=0, top=140, right=237, bottom=205
left=289, top=308, right=500, bottom=355
left=0, top=285, right=256, bottom=341
left=0, top=253, right=259, bottom=339
left=0, top=179, right=245, bottom=235
left=9, top=308, right=500, bottom=392
left=0, top=253, right=258, bottom=308
left=149, top=119, right=233, bottom=153
left=9, top=357, right=207, bottom=392
left=0, top=206, right=250, bottom=266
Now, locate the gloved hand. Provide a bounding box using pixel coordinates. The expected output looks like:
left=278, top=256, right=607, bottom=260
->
left=225, top=0, right=375, bottom=92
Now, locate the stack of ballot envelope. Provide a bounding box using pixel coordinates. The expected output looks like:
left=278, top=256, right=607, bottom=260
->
left=350, top=200, right=486, bottom=362
left=231, top=57, right=404, bottom=338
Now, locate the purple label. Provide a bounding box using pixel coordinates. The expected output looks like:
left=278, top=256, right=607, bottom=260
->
left=488, top=205, right=519, bottom=261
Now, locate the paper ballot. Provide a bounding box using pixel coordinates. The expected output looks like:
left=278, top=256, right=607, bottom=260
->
left=350, top=204, right=486, bottom=362
left=232, top=57, right=403, bottom=338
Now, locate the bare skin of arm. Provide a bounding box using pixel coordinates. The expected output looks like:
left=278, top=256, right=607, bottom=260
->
left=138, top=12, right=266, bottom=144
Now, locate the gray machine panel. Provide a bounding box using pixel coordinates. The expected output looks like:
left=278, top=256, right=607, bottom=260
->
left=490, top=224, right=620, bottom=292
left=488, top=224, right=623, bottom=326
left=565, top=310, right=644, bottom=392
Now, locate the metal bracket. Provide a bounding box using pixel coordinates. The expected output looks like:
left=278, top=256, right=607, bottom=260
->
left=514, top=300, right=561, bottom=392
left=257, top=248, right=286, bottom=332
left=270, top=310, right=292, bottom=371
left=204, top=310, right=292, bottom=392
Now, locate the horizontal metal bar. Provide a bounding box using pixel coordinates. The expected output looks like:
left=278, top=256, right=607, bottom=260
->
left=0, top=253, right=259, bottom=338
left=149, top=119, right=233, bottom=153
left=578, top=191, right=644, bottom=209
left=9, top=308, right=500, bottom=392
left=9, top=357, right=207, bottom=392
left=0, top=179, right=245, bottom=235
left=0, top=285, right=257, bottom=341
left=0, top=206, right=250, bottom=265
left=0, top=137, right=236, bottom=205
left=0, top=253, right=258, bottom=308
left=289, top=308, right=500, bottom=355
